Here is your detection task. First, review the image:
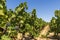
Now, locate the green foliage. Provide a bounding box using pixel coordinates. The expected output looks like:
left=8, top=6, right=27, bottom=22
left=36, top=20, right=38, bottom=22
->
left=1, top=35, right=12, bottom=40
left=0, top=0, right=47, bottom=40
left=50, top=10, right=60, bottom=36
left=50, top=17, right=57, bottom=35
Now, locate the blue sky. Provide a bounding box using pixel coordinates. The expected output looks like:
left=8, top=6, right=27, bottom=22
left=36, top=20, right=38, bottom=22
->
left=6, top=0, right=60, bottom=22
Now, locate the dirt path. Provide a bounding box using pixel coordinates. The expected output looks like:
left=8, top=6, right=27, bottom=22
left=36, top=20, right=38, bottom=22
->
left=35, top=25, right=50, bottom=40
left=39, top=25, right=50, bottom=37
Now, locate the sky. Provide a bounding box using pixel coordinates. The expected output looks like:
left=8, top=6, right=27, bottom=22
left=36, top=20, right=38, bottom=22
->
left=6, top=0, right=60, bottom=22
